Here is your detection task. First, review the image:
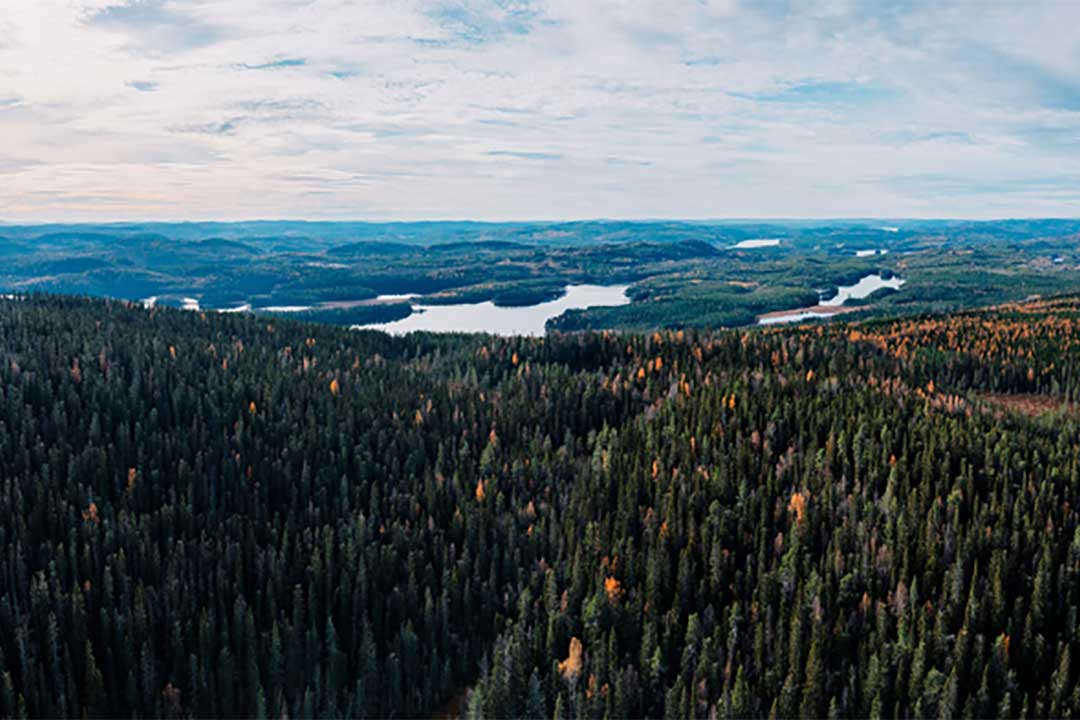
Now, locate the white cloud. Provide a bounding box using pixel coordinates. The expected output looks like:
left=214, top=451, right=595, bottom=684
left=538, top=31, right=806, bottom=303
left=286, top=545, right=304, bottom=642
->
left=1, top=0, right=1080, bottom=221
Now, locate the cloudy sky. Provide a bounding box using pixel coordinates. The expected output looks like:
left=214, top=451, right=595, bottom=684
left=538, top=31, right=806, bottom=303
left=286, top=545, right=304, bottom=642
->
left=2, top=0, right=1080, bottom=222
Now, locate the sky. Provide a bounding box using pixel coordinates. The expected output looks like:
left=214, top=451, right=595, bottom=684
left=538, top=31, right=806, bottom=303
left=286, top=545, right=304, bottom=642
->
left=2, top=0, right=1080, bottom=222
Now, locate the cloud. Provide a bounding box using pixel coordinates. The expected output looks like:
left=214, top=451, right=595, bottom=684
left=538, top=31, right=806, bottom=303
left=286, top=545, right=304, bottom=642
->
left=739, top=81, right=897, bottom=106
left=0, top=154, right=40, bottom=174
left=234, top=57, right=307, bottom=71
left=682, top=56, right=730, bottom=67
left=169, top=118, right=243, bottom=136
left=1, top=0, right=1080, bottom=221
left=423, top=0, right=546, bottom=45
left=328, top=67, right=362, bottom=80
left=958, top=45, right=1080, bottom=112
left=86, top=0, right=224, bottom=52
left=605, top=157, right=652, bottom=167
left=487, top=150, right=563, bottom=161
left=878, top=173, right=1080, bottom=204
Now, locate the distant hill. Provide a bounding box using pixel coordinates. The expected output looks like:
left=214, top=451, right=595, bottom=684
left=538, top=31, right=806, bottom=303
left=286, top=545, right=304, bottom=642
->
left=3, top=219, right=1080, bottom=328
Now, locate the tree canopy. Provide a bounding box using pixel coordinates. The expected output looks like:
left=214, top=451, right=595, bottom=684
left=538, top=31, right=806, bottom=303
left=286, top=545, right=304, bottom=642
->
left=2, top=294, right=1080, bottom=718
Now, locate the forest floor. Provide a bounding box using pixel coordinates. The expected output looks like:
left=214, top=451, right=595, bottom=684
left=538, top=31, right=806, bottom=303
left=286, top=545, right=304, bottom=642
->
left=431, top=687, right=471, bottom=719
left=977, top=392, right=1076, bottom=418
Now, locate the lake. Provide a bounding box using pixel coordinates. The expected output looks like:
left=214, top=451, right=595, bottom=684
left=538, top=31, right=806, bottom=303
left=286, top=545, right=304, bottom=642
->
left=357, top=284, right=630, bottom=336
left=820, top=273, right=905, bottom=306
left=729, top=238, right=781, bottom=249
left=758, top=273, right=905, bottom=325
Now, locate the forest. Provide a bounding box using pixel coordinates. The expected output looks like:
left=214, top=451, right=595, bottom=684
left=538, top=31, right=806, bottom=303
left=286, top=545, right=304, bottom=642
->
left=2, top=292, right=1080, bottom=718
left=5, top=219, right=1080, bottom=331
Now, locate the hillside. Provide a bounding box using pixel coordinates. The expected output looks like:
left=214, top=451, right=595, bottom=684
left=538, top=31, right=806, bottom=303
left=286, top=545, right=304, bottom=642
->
left=4, top=220, right=1080, bottom=332
left=1, top=295, right=1080, bottom=717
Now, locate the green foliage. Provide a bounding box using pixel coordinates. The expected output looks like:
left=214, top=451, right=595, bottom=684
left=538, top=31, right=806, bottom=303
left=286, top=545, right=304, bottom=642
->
left=3, top=293, right=1080, bottom=717
left=8, top=219, right=1080, bottom=332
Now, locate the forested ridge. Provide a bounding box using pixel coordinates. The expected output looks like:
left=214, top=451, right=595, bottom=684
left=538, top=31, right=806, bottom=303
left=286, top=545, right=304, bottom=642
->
left=8, top=219, right=1080, bottom=332
left=2, top=294, right=1080, bottom=718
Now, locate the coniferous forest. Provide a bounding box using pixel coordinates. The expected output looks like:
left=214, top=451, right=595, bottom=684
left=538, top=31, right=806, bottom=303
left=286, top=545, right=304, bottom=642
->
left=4, top=293, right=1080, bottom=718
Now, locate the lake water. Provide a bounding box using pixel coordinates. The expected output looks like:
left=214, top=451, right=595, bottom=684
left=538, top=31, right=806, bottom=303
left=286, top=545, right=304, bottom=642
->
left=757, top=309, right=840, bottom=326
left=759, top=273, right=906, bottom=325
left=357, top=284, right=631, bottom=336
left=373, top=294, right=418, bottom=302
left=820, top=273, right=905, bottom=306
left=141, top=296, right=204, bottom=311
left=729, top=238, right=781, bottom=249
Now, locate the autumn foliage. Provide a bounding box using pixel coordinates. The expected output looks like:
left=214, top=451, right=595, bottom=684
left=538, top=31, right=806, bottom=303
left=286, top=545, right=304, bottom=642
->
left=604, top=576, right=623, bottom=603
left=81, top=502, right=100, bottom=524
left=558, top=637, right=584, bottom=681
left=787, top=491, right=807, bottom=526
left=7, top=294, right=1080, bottom=719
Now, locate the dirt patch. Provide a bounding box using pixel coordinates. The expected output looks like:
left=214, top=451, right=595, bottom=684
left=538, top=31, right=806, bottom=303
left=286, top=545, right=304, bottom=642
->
left=431, top=687, right=471, bottom=719
left=978, top=393, right=1074, bottom=418
left=319, top=298, right=404, bottom=309
left=757, top=304, right=860, bottom=322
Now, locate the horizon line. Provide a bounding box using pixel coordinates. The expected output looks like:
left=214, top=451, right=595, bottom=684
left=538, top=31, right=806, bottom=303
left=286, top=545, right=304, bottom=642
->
left=4, top=216, right=1080, bottom=227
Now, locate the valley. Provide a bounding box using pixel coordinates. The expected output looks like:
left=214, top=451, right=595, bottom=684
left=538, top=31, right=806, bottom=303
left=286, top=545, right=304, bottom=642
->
left=3, top=219, right=1080, bottom=334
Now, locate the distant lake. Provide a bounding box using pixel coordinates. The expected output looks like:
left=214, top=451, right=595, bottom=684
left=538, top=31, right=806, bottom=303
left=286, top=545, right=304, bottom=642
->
left=758, top=273, right=905, bottom=325
left=729, top=238, right=781, bottom=249
left=820, top=273, right=905, bottom=306
left=358, top=284, right=631, bottom=336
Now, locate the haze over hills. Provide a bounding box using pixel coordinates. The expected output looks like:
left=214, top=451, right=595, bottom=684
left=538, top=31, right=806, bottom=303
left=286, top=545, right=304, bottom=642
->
left=3, top=218, right=1080, bottom=332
